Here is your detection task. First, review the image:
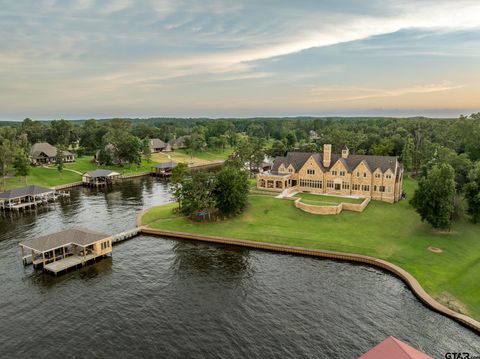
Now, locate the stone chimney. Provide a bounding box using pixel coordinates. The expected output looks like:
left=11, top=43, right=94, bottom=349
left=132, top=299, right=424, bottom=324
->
left=342, top=145, right=349, bottom=159
left=323, top=144, right=332, bottom=167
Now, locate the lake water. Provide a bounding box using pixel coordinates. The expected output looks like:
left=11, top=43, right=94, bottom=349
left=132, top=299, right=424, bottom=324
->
left=0, top=177, right=478, bottom=358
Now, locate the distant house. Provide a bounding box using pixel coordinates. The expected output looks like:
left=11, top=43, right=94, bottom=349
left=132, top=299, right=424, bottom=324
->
left=152, top=162, right=177, bottom=177
left=167, top=135, right=189, bottom=151
left=82, top=169, right=121, bottom=187
left=149, top=138, right=167, bottom=153
left=358, top=336, right=432, bottom=359
left=250, top=161, right=272, bottom=174
left=30, top=143, right=75, bottom=165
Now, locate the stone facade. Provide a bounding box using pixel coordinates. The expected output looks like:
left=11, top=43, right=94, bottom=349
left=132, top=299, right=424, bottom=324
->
left=257, top=144, right=404, bottom=203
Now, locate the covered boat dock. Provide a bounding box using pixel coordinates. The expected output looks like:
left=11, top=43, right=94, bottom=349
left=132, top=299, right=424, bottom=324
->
left=19, top=228, right=113, bottom=275
left=151, top=161, right=177, bottom=177
left=82, top=169, right=121, bottom=187
left=0, top=185, right=68, bottom=211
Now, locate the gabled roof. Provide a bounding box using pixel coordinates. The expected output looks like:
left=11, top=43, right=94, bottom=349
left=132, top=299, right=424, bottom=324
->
left=30, top=143, right=73, bottom=158
left=359, top=336, right=432, bottom=359
left=168, top=135, right=189, bottom=146
left=149, top=138, right=166, bottom=149
left=19, top=228, right=110, bottom=253
left=0, top=185, right=54, bottom=200
left=84, top=169, right=120, bottom=178
left=272, top=151, right=398, bottom=174
left=155, top=161, right=177, bottom=169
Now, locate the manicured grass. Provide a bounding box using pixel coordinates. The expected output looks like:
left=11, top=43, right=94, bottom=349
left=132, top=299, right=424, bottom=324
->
left=296, top=193, right=364, bottom=204
left=3, top=156, right=158, bottom=190
left=176, top=147, right=233, bottom=161
left=142, top=179, right=480, bottom=321
left=4, top=167, right=82, bottom=189
left=152, top=148, right=232, bottom=166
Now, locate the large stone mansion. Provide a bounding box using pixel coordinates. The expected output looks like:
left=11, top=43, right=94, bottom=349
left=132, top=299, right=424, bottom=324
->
left=257, top=144, right=404, bottom=203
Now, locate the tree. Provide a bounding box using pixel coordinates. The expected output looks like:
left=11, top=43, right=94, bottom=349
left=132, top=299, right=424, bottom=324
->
left=268, top=140, right=287, bottom=157
left=13, top=149, right=30, bottom=183
left=410, top=163, right=456, bottom=230
left=370, top=138, right=394, bottom=156
left=98, top=146, right=114, bottom=166
left=55, top=146, right=65, bottom=175
left=464, top=162, right=480, bottom=223
left=401, top=136, right=414, bottom=172
left=179, top=171, right=217, bottom=220
left=170, top=163, right=189, bottom=209
left=142, top=138, right=152, bottom=162
left=214, top=166, right=249, bottom=216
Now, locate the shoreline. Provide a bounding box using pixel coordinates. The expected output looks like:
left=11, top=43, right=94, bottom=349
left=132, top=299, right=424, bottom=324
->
left=136, top=207, right=480, bottom=334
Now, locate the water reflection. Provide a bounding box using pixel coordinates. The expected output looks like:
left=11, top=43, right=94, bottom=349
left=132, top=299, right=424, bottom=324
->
left=0, top=177, right=478, bottom=359
left=171, top=240, right=253, bottom=279
left=26, top=257, right=113, bottom=288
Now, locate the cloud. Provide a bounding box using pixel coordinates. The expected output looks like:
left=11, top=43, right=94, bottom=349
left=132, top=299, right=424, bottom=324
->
left=309, top=82, right=465, bottom=102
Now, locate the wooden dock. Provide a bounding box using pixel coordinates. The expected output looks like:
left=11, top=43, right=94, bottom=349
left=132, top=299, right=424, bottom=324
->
left=44, top=254, right=96, bottom=274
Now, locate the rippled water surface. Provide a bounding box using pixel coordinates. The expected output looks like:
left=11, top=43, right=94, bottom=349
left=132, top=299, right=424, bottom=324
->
left=0, top=177, right=478, bottom=358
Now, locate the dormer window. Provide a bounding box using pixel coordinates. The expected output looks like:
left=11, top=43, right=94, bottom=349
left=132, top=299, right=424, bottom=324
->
left=363, top=172, right=367, bottom=178
left=332, top=170, right=338, bottom=176
left=375, top=173, right=381, bottom=178
left=288, top=167, right=294, bottom=173
left=340, top=171, right=345, bottom=176
left=307, top=169, right=315, bottom=175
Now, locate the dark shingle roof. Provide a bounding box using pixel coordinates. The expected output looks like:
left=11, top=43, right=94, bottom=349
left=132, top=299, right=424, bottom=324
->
left=149, top=138, right=166, bottom=149
left=84, top=169, right=120, bottom=178
left=155, top=162, right=177, bottom=169
left=0, top=185, right=54, bottom=200
left=272, top=151, right=398, bottom=174
left=30, top=143, right=73, bottom=158
left=19, top=228, right=110, bottom=253
left=168, top=136, right=189, bottom=147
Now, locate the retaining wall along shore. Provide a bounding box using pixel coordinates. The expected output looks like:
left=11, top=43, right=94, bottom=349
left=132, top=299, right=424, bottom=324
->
left=135, top=208, right=480, bottom=333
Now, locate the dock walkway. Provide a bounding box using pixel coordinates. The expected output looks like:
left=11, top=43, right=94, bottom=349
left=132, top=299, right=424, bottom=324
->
left=44, top=254, right=95, bottom=274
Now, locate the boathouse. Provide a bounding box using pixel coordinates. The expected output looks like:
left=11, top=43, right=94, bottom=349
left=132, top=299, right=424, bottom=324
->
left=19, top=228, right=112, bottom=275
left=152, top=162, right=177, bottom=177
left=0, top=185, right=60, bottom=211
left=82, top=169, right=121, bottom=187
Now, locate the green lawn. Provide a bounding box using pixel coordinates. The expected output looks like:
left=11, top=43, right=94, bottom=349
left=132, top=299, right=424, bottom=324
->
left=3, top=156, right=158, bottom=190
left=176, top=147, right=233, bottom=161
left=142, top=178, right=480, bottom=321
left=296, top=193, right=364, bottom=204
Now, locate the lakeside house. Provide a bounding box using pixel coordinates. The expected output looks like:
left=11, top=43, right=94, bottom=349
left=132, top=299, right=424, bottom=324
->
left=19, top=228, right=112, bottom=275
left=149, top=138, right=171, bottom=153
left=30, top=142, right=75, bottom=165
left=167, top=135, right=189, bottom=151
left=0, top=185, right=66, bottom=211
left=257, top=144, right=404, bottom=203
left=82, top=169, right=121, bottom=187
left=152, top=162, right=177, bottom=177
left=358, top=336, right=432, bottom=358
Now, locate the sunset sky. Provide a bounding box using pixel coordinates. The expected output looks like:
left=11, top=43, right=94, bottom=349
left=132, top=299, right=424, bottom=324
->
left=1, top=0, right=480, bottom=120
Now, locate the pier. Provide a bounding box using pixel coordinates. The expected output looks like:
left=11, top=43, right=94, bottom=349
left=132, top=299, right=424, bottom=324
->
left=0, top=185, right=69, bottom=211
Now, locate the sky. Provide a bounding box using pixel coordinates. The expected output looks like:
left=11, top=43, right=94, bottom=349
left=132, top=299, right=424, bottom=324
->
left=1, top=0, right=480, bottom=120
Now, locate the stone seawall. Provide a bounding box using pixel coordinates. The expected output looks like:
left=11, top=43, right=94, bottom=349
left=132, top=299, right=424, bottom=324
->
left=137, top=223, right=480, bottom=333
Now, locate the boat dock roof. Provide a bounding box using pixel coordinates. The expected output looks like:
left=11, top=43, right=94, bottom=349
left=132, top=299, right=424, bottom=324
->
left=0, top=185, right=54, bottom=200
left=83, top=169, right=121, bottom=178
left=19, top=228, right=111, bottom=253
